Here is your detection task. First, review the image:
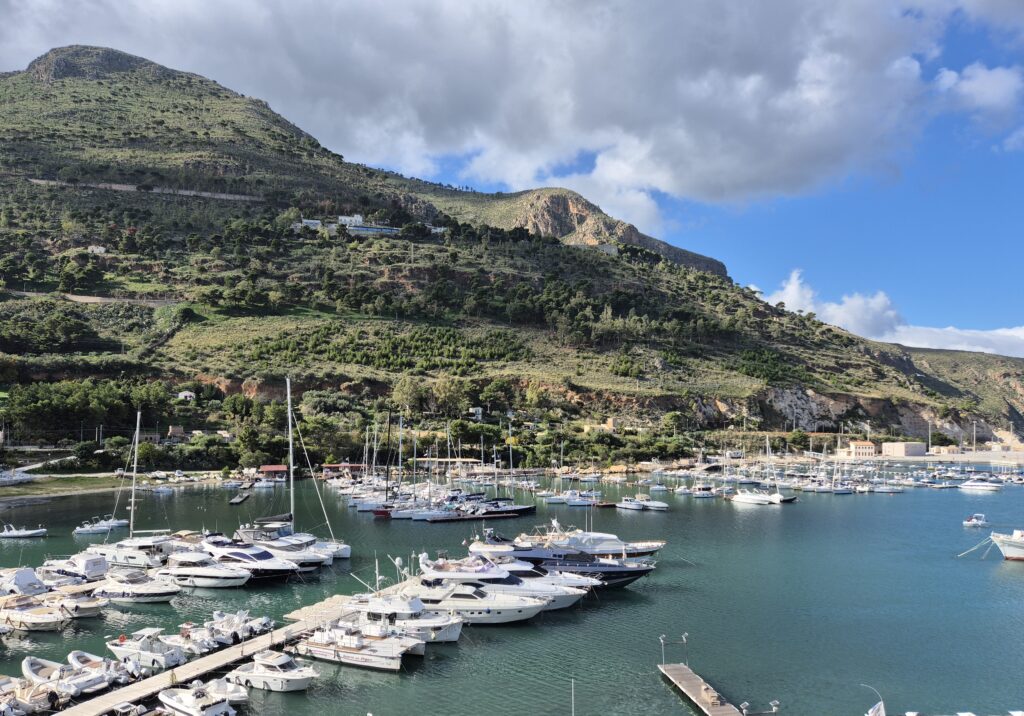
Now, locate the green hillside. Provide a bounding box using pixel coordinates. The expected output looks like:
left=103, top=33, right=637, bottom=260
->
left=1, top=45, right=1021, bottom=467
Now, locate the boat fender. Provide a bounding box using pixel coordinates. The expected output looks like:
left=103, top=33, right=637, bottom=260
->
left=118, top=633, right=127, bottom=643
left=485, top=608, right=491, bottom=614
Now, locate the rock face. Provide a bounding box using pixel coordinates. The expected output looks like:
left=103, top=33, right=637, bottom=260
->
left=28, top=45, right=174, bottom=82
left=509, top=189, right=727, bottom=276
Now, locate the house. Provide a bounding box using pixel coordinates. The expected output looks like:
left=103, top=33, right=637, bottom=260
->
left=216, top=430, right=234, bottom=442
left=337, top=214, right=364, bottom=227
left=86, top=245, right=107, bottom=255
left=594, top=243, right=619, bottom=256
left=881, top=441, right=926, bottom=457
left=139, top=431, right=161, bottom=445
left=583, top=417, right=621, bottom=435
left=468, top=407, right=483, bottom=422
left=259, top=464, right=288, bottom=479
left=848, top=440, right=876, bottom=458
left=166, top=425, right=186, bottom=441
left=322, top=463, right=365, bottom=478
left=176, top=390, right=196, bottom=401
left=932, top=445, right=961, bottom=455
left=291, top=218, right=323, bottom=233
left=427, top=224, right=448, bottom=235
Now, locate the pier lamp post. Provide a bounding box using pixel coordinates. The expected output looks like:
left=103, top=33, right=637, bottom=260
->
left=659, top=634, right=666, bottom=665
left=681, top=632, right=689, bottom=666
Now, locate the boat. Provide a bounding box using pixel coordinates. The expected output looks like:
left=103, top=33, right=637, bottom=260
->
left=691, top=482, right=718, bottom=498
left=226, top=650, right=318, bottom=691
left=163, top=624, right=220, bottom=656
left=344, top=593, right=464, bottom=643
left=960, top=478, right=1002, bottom=492
left=615, top=496, right=646, bottom=510
left=530, top=518, right=666, bottom=557
left=205, top=610, right=275, bottom=644
left=199, top=536, right=300, bottom=581
left=0, top=524, right=47, bottom=538
left=67, top=650, right=138, bottom=685
left=86, top=534, right=179, bottom=569
left=288, top=622, right=419, bottom=671
left=158, top=683, right=236, bottom=716
left=74, top=515, right=129, bottom=536
left=0, top=595, right=72, bottom=631
left=0, top=674, right=72, bottom=713
left=41, top=591, right=110, bottom=618
left=730, top=489, right=773, bottom=505
left=674, top=485, right=693, bottom=495
left=107, top=628, right=187, bottom=670
left=202, top=678, right=249, bottom=706
left=963, top=513, right=990, bottom=528
left=418, top=553, right=585, bottom=610
left=42, top=552, right=109, bottom=582
left=152, top=552, right=251, bottom=588
left=990, top=530, right=1024, bottom=560
left=634, top=494, right=668, bottom=510
left=399, top=579, right=549, bottom=624
left=0, top=568, right=48, bottom=596
left=21, top=656, right=110, bottom=696
left=94, top=569, right=181, bottom=603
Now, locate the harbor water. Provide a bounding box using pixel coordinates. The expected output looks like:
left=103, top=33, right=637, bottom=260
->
left=3, top=473, right=1023, bottom=715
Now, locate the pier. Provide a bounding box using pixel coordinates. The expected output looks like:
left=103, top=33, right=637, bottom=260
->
left=658, top=662, right=743, bottom=716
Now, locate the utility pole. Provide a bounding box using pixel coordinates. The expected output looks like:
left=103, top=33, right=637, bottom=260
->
left=927, top=421, right=932, bottom=453
left=973, top=421, right=977, bottom=453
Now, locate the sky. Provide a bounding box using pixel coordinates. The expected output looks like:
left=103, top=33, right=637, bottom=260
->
left=1, top=0, right=1024, bottom=355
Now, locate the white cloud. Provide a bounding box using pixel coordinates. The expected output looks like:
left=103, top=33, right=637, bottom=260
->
left=765, top=269, right=1024, bottom=357
left=934, top=62, right=1024, bottom=114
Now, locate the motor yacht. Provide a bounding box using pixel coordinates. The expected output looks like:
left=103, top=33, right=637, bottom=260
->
left=344, top=593, right=464, bottom=642
left=94, top=569, right=181, bottom=604
left=634, top=494, right=669, bottom=510
left=615, top=496, right=646, bottom=511
left=226, top=650, right=318, bottom=692
left=730, top=489, right=773, bottom=505
left=960, top=478, right=1002, bottom=492
left=86, top=534, right=178, bottom=568
left=399, top=578, right=549, bottom=624
left=152, top=552, right=251, bottom=588
left=991, top=529, right=1024, bottom=560
left=483, top=554, right=604, bottom=591
left=42, top=552, right=109, bottom=582
left=519, top=518, right=666, bottom=557
left=417, top=553, right=585, bottom=610
left=691, top=482, right=717, bottom=498
left=0, top=594, right=72, bottom=631
left=199, top=536, right=300, bottom=581
left=107, top=628, right=187, bottom=670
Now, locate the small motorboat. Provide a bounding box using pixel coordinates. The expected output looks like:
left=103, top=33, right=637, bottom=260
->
left=615, top=496, right=646, bottom=511
left=194, top=678, right=248, bottom=705
left=963, top=513, right=990, bottom=527
left=158, top=683, right=236, bottom=716
left=41, top=591, right=110, bottom=618
left=21, top=656, right=110, bottom=696
left=0, top=594, right=72, bottom=631
left=634, top=494, right=668, bottom=511
left=0, top=524, right=47, bottom=538
left=106, top=628, right=187, bottom=670
left=163, top=623, right=220, bottom=656
left=67, top=650, right=137, bottom=685
left=94, top=569, right=181, bottom=603
left=226, top=650, right=318, bottom=692
left=204, top=611, right=274, bottom=644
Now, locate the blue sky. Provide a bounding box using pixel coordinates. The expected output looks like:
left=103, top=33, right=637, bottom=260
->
left=2, top=0, right=1023, bottom=354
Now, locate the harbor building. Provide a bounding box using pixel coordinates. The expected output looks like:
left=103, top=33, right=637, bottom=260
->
left=848, top=440, right=876, bottom=458
left=881, top=441, right=927, bottom=457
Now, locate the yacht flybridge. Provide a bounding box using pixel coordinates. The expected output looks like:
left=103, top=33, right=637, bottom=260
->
left=200, top=536, right=300, bottom=581
left=344, top=593, right=464, bottom=643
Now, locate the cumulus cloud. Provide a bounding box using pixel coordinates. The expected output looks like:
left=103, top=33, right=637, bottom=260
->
left=0, top=1, right=1022, bottom=232
left=765, top=270, right=1024, bottom=357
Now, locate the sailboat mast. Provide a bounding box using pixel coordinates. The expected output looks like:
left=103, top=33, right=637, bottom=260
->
left=287, top=376, right=295, bottom=525
left=128, top=410, right=141, bottom=537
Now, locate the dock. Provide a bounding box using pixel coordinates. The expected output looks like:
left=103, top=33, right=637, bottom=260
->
left=228, top=492, right=250, bottom=505
left=658, top=663, right=743, bottom=716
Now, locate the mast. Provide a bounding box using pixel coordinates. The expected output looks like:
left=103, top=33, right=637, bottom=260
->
left=128, top=410, right=141, bottom=537
left=287, top=376, right=295, bottom=526
left=398, top=416, right=404, bottom=490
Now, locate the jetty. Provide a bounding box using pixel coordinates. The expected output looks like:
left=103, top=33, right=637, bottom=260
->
left=658, top=662, right=743, bottom=716
left=228, top=492, right=250, bottom=505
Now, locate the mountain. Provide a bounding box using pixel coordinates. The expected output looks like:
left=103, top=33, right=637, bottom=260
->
left=1, top=46, right=1022, bottom=454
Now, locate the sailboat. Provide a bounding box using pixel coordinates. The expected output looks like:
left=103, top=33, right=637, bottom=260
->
left=86, top=413, right=179, bottom=569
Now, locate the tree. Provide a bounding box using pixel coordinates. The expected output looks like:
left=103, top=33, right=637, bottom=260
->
left=431, top=375, right=469, bottom=417
left=392, top=376, right=427, bottom=415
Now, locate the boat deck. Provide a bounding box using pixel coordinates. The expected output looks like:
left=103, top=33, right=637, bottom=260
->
left=658, top=663, right=742, bottom=716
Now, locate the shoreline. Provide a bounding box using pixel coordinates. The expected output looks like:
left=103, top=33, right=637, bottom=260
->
left=0, top=476, right=223, bottom=507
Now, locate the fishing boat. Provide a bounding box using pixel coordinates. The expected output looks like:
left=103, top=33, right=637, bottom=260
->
left=158, top=683, right=236, bottom=716
left=288, top=622, right=419, bottom=671
left=0, top=594, right=72, bottom=631
left=0, top=524, right=47, bottom=538
left=106, top=628, right=187, bottom=670
left=94, top=569, right=181, bottom=603
left=226, top=651, right=318, bottom=692
left=152, top=552, right=251, bottom=588
left=990, top=530, right=1024, bottom=560
left=963, top=513, right=990, bottom=528
left=344, top=592, right=464, bottom=643
left=21, top=656, right=110, bottom=696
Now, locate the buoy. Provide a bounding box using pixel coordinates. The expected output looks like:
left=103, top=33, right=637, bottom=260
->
left=118, top=633, right=127, bottom=643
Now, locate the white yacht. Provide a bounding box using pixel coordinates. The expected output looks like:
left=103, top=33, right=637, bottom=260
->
left=484, top=554, right=603, bottom=591
left=991, top=530, right=1024, bottom=560
left=615, top=496, right=646, bottom=511
left=86, top=534, right=178, bottom=569
left=400, top=579, right=549, bottom=624
left=226, top=650, right=318, bottom=692
left=107, top=628, right=187, bottom=670
left=200, top=536, right=300, bottom=581
left=343, top=593, right=464, bottom=643
left=42, top=552, right=109, bottom=582
left=691, top=482, right=717, bottom=498
left=418, top=553, right=585, bottom=610
left=0, top=567, right=48, bottom=596
left=288, top=622, right=419, bottom=671
left=152, top=552, right=251, bottom=588
left=730, top=489, right=773, bottom=505
left=960, top=478, right=1002, bottom=492
left=0, top=594, right=71, bottom=631
left=634, top=494, right=669, bottom=510
left=41, top=591, right=110, bottom=618
left=94, top=569, right=181, bottom=603
left=528, top=518, right=666, bottom=557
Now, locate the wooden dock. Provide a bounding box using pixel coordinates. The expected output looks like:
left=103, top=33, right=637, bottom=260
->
left=658, top=663, right=743, bottom=716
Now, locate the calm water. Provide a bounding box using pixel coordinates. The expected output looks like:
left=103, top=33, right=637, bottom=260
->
left=2, top=472, right=1023, bottom=716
